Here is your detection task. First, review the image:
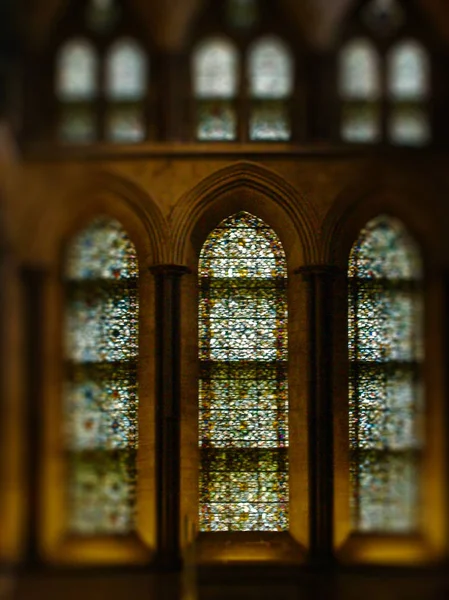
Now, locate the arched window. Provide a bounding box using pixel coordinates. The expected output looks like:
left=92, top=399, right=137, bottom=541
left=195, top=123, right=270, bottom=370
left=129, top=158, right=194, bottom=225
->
left=339, top=38, right=381, bottom=143
left=190, top=0, right=298, bottom=143
left=348, top=215, right=424, bottom=532
left=63, top=217, right=139, bottom=534
left=198, top=212, right=288, bottom=531
left=388, top=40, right=430, bottom=146
left=56, top=38, right=98, bottom=143
left=338, top=0, right=433, bottom=146
left=52, top=0, right=150, bottom=144
left=193, top=37, right=239, bottom=141
left=105, top=38, right=148, bottom=142
left=248, top=36, right=294, bottom=141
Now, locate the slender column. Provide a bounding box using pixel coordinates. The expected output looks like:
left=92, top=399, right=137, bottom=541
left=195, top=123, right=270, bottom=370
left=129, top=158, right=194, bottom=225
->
left=295, top=265, right=341, bottom=563
left=154, top=52, right=187, bottom=141
left=20, top=266, right=47, bottom=565
left=150, top=265, right=190, bottom=569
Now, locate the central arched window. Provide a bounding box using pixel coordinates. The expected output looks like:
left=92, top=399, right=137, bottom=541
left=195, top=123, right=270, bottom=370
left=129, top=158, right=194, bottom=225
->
left=191, top=0, right=297, bottom=142
left=198, top=212, right=288, bottom=531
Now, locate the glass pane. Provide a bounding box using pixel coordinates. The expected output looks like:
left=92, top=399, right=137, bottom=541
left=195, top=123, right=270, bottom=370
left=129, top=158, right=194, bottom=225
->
left=388, top=40, right=429, bottom=100
left=68, top=451, right=136, bottom=534
left=64, top=217, right=139, bottom=536
left=389, top=106, right=430, bottom=146
left=249, top=37, right=293, bottom=99
left=199, top=212, right=288, bottom=532
left=339, top=39, right=380, bottom=100
left=56, top=39, right=98, bottom=100
left=86, top=0, right=120, bottom=34
left=352, top=453, right=419, bottom=532
left=106, top=106, right=145, bottom=143
left=59, top=106, right=96, bottom=143
left=348, top=215, right=422, bottom=280
left=193, top=38, right=239, bottom=98
left=341, top=103, right=380, bottom=143
left=226, top=0, right=258, bottom=29
left=106, top=39, right=147, bottom=100
left=348, top=215, right=424, bottom=533
left=196, top=101, right=237, bottom=141
left=65, top=217, right=138, bottom=280
left=348, top=284, right=423, bottom=363
left=249, top=101, right=290, bottom=141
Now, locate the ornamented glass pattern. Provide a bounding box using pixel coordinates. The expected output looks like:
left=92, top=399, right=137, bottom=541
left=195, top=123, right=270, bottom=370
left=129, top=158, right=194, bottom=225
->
left=199, top=212, right=288, bottom=532
left=196, top=101, right=237, bottom=141
left=106, top=39, right=147, bottom=100
left=59, top=107, right=96, bottom=143
left=64, top=217, right=139, bottom=535
left=249, top=101, right=290, bottom=141
left=389, top=106, right=430, bottom=146
left=193, top=38, right=239, bottom=99
left=348, top=215, right=424, bottom=533
left=341, top=104, right=380, bottom=143
left=249, top=37, right=293, bottom=99
left=56, top=38, right=98, bottom=100
left=388, top=40, right=429, bottom=100
left=339, top=39, right=380, bottom=100
left=106, top=106, right=145, bottom=142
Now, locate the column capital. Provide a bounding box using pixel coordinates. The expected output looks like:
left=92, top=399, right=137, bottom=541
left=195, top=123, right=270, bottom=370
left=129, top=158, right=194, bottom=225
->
left=149, top=264, right=191, bottom=277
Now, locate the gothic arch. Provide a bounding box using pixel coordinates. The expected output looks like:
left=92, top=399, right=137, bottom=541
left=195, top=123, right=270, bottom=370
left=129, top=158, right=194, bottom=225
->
left=171, top=161, right=320, bottom=269
left=320, top=181, right=447, bottom=269
left=42, top=169, right=170, bottom=268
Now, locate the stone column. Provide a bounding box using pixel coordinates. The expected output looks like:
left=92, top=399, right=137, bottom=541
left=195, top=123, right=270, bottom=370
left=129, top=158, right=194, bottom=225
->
left=20, top=266, right=48, bottom=565
left=295, top=265, right=342, bottom=563
left=150, top=265, right=190, bottom=569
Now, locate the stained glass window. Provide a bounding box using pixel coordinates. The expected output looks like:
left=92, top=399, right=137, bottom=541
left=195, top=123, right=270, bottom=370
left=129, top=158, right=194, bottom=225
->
left=193, top=38, right=238, bottom=99
left=106, top=39, right=147, bottom=100
left=339, top=39, right=380, bottom=143
left=59, top=106, right=96, bottom=143
left=339, top=39, right=380, bottom=100
left=348, top=215, right=424, bottom=533
left=388, top=40, right=429, bottom=100
left=199, top=212, right=288, bottom=532
left=63, top=217, right=139, bottom=535
left=249, top=37, right=293, bottom=99
left=56, top=38, right=98, bottom=101
left=341, top=104, right=381, bottom=144
left=389, top=106, right=430, bottom=146
left=193, top=37, right=238, bottom=141
left=248, top=37, right=293, bottom=142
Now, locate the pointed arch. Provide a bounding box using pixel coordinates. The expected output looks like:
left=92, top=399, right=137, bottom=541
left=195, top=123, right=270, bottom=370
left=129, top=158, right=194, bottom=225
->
left=171, top=162, right=319, bottom=269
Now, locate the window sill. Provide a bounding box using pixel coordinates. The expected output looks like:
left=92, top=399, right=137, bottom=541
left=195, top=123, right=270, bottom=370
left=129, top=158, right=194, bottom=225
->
left=336, top=533, right=443, bottom=566
left=41, top=533, right=155, bottom=566
left=19, top=140, right=446, bottom=162
left=194, top=532, right=306, bottom=566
